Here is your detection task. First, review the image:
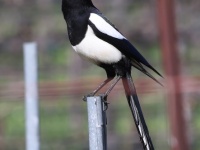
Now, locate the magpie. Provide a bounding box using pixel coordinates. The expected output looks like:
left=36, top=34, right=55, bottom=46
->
left=62, top=0, right=162, bottom=149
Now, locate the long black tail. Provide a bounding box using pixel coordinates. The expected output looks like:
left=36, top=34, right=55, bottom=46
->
left=122, top=73, right=154, bottom=150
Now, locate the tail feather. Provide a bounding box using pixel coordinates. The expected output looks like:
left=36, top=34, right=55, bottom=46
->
left=131, top=60, right=163, bottom=86
left=122, top=73, right=154, bottom=150
left=146, top=64, right=163, bottom=78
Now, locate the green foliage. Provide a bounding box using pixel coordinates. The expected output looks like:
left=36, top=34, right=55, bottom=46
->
left=0, top=0, right=200, bottom=149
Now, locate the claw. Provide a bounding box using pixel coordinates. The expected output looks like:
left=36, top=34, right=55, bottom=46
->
left=103, top=101, right=109, bottom=111
left=82, top=95, right=87, bottom=101
left=99, top=94, right=109, bottom=111
left=82, top=93, right=94, bottom=101
left=99, top=94, right=107, bottom=101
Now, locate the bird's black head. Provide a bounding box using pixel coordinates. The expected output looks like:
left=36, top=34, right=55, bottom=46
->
left=62, top=0, right=94, bottom=12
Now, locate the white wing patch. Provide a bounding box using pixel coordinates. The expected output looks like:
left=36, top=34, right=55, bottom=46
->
left=72, top=26, right=122, bottom=64
left=89, top=13, right=125, bottom=39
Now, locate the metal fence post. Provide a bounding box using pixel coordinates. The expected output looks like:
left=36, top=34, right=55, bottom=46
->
left=86, top=96, right=107, bottom=150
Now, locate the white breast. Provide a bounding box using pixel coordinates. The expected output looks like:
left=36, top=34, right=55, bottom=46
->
left=72, top=26, right=122, bottom=64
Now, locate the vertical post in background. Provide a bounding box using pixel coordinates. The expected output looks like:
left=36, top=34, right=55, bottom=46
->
left=156, top=1, right=189, bottom=150
left=23, top=42, right=40, bottom=150
left=0, top=120, right=4, bottom=150
left=87, top=96, right=107, bottom=150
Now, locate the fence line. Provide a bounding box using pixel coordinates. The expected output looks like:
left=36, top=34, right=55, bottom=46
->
left=0, top=77, right=200, bottom=100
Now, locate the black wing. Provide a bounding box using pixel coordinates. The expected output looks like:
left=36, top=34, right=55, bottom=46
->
left=88, top=14, right=162, bottom=77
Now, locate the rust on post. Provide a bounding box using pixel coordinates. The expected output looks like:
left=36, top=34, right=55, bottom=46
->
left=156, top=0, right=189, bottom=150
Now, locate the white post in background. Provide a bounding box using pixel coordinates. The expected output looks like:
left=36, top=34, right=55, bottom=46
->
left=23, top=42, right=40, bottom=150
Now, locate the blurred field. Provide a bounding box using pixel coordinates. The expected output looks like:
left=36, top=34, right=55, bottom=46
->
left=0, top=0, right=200, bottom=150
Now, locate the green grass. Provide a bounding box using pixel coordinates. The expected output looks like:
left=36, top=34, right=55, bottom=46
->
left=1, top=93, right=200, bottom=149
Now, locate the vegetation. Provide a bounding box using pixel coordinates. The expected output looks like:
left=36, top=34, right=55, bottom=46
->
left=0, top=0, right=200, bottom=149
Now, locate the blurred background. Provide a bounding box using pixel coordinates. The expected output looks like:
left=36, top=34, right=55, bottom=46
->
left=0, top=0, right=200, bottom=150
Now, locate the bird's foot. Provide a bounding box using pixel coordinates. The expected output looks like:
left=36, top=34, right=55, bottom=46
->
left=82, top=93, right=95, bottom=101
left=99, top=94, right=107, bottom=101
left=83, top=93, right=109, bottom=110
left=99, top=94, right=109, bottom=111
